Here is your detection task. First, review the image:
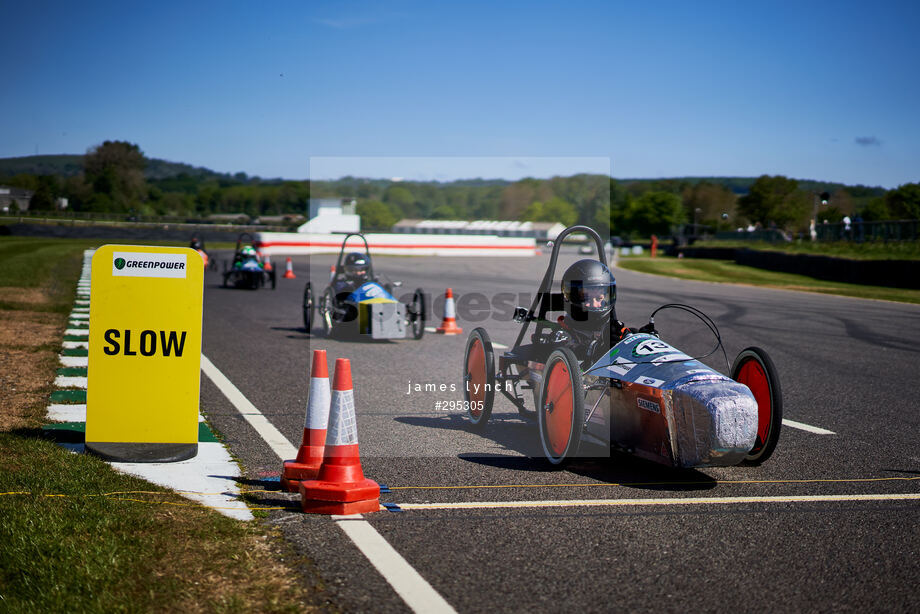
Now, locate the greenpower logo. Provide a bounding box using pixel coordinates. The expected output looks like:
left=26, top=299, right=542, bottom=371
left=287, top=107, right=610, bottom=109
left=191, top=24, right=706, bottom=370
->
left=111, top=251, right=188, bottom=279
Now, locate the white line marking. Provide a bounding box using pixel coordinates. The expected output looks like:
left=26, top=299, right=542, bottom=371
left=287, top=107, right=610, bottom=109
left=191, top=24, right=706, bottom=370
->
left=47, top=403, right=87, bottom=421
left=65, top=329, right=89, bottom=336
left=398, top=493, right=920, bottom=511
left=112, top=441, right=252, bottom=521
left=492, top=342, right=509, bottom=349
left=200, top=354, right=298, bottom=459
left=62, top=341, right=89, bottom=349
left=54, top=376, right=87, bottom=388
left=332, top=516, right=458, bottom=613
left=59, top=356, right=88, bottom=367
left=782, top=418, right=836, bottom=435
left=199, top=353, right=455, bottom=614
left=424, top=327, right=437, bottom=333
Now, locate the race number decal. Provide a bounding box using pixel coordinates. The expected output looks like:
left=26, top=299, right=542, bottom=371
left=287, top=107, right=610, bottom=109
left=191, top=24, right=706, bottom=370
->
left=633, top=339, right=672, bottom=356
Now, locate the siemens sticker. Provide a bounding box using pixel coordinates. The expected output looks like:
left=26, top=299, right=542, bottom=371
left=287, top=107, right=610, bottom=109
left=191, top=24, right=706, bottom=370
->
left=112, top=251, right=187, bottom=278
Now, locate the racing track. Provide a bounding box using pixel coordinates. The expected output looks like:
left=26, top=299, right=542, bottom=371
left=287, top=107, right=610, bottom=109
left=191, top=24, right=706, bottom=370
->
left=200, top=249, right=920, bottom=613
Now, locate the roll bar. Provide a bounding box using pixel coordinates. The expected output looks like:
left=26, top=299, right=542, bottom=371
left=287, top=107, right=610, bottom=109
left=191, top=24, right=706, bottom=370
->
left=512, top=225, right=607, bottom=348
left=334, top=233, right=374, bottom=279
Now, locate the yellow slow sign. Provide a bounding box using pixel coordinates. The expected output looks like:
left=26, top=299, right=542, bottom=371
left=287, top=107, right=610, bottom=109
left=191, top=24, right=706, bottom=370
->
left=86, top=245, right=203, bottom=462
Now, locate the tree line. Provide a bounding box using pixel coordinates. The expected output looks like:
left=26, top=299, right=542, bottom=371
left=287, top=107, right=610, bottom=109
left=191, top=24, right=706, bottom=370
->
left=2, top=140, right=917, bottom=237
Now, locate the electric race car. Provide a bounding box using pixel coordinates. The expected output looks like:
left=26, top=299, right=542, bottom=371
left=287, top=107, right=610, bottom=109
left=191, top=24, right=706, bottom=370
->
left=303, top=233, right=426, bottom=340
left=222, top=233, right=276, bottom=290
left=462, top=225, right=782, bottom=468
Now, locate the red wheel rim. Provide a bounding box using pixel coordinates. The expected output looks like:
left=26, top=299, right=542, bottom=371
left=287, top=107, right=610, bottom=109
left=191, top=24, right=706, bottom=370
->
left=467, top=338, right=485, bottom=418
left=738, top=358, right=771, bottom=451
left=544, top=360, right=574, bottom=456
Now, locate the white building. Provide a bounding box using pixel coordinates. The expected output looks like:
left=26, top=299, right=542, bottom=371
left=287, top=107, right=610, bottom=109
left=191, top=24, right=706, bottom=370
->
left=297, top=198, right=360, bottom=234
left=0, top=186, right=34, bottom=212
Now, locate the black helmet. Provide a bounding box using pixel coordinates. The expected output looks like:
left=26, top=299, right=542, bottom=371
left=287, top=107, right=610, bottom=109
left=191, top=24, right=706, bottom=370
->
left=343, top=252, right=369, bottom=283
left=561, top=259, right=616, bottom=327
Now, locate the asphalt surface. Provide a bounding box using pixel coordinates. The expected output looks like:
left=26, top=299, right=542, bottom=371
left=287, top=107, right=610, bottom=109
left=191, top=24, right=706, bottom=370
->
left=200, top=248, right=920, bottom=613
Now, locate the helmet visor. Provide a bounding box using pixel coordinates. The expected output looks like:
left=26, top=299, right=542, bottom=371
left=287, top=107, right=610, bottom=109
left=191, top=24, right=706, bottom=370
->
left=570, top=282, right=615, bottom=312
left=345, top=264, right=368, bottom=280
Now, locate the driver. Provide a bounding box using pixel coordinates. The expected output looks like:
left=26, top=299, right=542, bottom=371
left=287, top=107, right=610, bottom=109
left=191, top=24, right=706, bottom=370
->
left=333, top=252, right=371, bottom=295
left=234, top=245, right=262, bottom=268
left=559, top=259, right=650, bottom=361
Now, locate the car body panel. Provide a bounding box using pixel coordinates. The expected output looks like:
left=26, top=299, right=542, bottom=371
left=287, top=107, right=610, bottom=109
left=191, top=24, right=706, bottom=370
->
left=585, top=333, right=758, bottom=467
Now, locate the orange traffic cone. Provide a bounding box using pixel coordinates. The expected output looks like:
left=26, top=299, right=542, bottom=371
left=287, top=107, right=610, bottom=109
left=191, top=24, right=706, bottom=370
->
left=263, top=253, right=273, bottom=272
left=280, top=350, right=331, bottom=492
left=283, top=257, right=296, bottom=279
left=436, top=288, right=463, bottom=335
left=300, top=358, right=380, bottom=514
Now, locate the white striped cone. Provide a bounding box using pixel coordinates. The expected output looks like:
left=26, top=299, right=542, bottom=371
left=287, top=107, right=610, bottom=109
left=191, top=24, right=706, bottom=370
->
left=281, top=349, right=331, bottom=491
left=283, top=257, right=296, bottom=279
left=436, top=288, right=463, bottom=334
left=300, top=358, right=380, bottom=514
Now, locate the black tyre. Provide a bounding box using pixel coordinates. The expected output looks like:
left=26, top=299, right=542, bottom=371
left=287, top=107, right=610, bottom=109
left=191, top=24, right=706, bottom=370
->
left=321, top=287, right=336, bottom=338
left=463, top=327, right=495, bottom=429
left=410, top=288, right=426, bottom=340
left=303, top=282, right=314, bottom=333
left=538, top=347, right=585, bottom=466
left=731, top=346, right=783, bottom=466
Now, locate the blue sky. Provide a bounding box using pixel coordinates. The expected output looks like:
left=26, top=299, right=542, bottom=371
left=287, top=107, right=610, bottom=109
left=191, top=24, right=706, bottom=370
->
left=2, top=1, right=918, bottom=187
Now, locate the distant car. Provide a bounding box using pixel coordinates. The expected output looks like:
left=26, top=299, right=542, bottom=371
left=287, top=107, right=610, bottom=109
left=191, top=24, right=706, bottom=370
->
left=222, top=233, right=276, bottom=290
left=578, top=244, right=594, bottom=254
left=303, top=233, right=426, bottom=340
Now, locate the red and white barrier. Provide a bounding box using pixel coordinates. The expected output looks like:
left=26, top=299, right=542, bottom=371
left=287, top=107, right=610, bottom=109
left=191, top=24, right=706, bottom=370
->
left=254, top=232, right=537, bottom=257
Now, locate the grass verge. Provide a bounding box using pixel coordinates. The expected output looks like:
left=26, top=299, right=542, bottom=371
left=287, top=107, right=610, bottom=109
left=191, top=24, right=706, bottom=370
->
left=616, top=255, right=920, bottom=304
left=691, top=239, right=920, bottom=260
left=0, top=236, right=325, bottom=612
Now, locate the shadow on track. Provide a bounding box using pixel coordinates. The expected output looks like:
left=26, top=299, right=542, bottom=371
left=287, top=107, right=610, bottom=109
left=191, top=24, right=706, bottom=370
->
left=394, top=414, right=717, bottom=492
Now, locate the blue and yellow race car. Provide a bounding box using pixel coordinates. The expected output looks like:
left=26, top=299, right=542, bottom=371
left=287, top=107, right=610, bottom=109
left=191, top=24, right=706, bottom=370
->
left=303, top=233, right=426, bottom=339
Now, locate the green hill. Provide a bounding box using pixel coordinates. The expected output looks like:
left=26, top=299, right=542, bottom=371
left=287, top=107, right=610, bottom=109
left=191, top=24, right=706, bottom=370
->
left=0, top=154, right=234, bottom=182
left=616, top=176, right=885, bottom=196
left=0, top=155, right=85, bottom=178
